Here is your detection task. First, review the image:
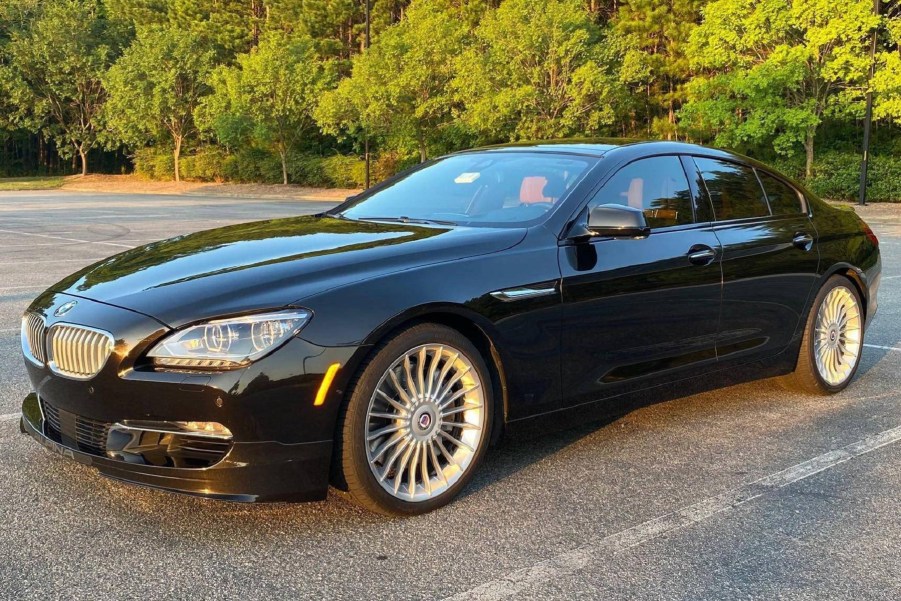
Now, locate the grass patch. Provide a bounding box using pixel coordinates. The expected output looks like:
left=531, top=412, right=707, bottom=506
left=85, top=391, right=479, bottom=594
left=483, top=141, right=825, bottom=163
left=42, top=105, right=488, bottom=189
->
left=0, top=176, right=66, bottom=191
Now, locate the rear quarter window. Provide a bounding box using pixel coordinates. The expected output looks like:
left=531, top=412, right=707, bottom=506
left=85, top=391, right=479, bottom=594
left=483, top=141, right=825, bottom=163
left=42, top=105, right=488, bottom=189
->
left=694, top=157, right=770, bottom=221
left=757, top=171, right=805, bottom=215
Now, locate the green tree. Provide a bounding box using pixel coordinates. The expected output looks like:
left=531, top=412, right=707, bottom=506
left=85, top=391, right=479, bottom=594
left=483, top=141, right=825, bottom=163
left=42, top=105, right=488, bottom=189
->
left=316, top=0, right=468, bottom=162
left=104, top=25, right=214, bottom=181
left=611, top=0, right=704, bottom=138
left=168, top=0, right=257, bottom=60
left=198, top=32, right=334, bottom=184
left=873, top=15, right=901, bottom=121
left=454, top=0, right=621, bottom=141
left=1, top=0, right=123, bottom=175
left=104, top=0, right=169, bottom=29
left=268, top=0, right=360, bottom=61
left=682, top=0, right=879, bottom=176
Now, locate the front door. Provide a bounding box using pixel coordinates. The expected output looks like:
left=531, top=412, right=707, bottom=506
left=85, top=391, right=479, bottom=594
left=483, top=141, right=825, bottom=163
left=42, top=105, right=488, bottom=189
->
left=559, top=155, right=723, bottom=408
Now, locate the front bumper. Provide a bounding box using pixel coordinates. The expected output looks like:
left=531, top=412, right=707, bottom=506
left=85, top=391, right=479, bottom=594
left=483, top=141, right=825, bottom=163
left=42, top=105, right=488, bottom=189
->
left=19, top=291, right=365, bottom=502
left=21, top=393, right=332, bottom=501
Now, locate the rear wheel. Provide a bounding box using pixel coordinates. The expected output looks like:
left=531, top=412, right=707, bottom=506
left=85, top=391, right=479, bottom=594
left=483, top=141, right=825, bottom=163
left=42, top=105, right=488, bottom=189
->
left=337, top=323, right=492, bottom=515
left=782, top=275, right=864, bottom=394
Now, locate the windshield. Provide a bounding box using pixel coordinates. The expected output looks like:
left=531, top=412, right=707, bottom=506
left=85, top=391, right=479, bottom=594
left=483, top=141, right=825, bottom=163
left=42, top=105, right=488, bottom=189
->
left=335, top=152, right=596, bottom=227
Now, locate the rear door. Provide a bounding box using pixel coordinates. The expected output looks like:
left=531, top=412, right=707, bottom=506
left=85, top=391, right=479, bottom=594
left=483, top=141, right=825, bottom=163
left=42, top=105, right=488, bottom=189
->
left=691, top=157, right=820, bottom=362
left=558, top=155, right=723, bottom=407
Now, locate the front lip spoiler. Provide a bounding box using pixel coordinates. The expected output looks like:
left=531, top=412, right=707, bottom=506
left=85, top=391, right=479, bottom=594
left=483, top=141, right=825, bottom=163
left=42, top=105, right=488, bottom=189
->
left=19, top=394, right=332, bottom=503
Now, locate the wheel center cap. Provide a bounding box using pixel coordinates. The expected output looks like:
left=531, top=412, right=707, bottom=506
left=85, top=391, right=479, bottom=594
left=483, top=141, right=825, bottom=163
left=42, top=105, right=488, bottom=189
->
left=411, top=404, right=438, bottom=439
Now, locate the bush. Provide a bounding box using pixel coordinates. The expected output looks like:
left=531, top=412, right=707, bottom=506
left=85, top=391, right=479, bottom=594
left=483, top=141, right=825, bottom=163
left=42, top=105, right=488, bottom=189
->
left=130, top=144, right=423, bottom=189
left=180, top=146, right=230, bottom=182
left=220, top=147, right=282, bottom=183
left=806, top=152, right=901, bottom=202
left=865, top=157, right=901, bottom=203
left=133, top=147, right=174, bottom=180
left=766, top=152, right=901, bottom=202
left=373, top=151, right=419, bottom=183
left=288, top=153, right=367, bottom=188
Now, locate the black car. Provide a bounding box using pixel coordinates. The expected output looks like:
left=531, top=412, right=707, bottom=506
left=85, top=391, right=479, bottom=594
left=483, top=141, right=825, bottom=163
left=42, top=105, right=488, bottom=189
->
left=19, top=140, right=881, bottom=515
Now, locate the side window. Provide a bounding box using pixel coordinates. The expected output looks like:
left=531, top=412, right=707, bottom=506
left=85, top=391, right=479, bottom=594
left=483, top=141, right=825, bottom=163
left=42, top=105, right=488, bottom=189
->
left=758, top=171, right=804, bottom=215
left=694, top=157, right=769, bottom=221
left=588, top=156, right=694, bottom=228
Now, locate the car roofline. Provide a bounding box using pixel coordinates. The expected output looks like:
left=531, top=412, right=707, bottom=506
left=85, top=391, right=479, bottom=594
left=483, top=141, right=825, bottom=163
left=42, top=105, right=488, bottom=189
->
left=443, top=139, right=747, bottom=160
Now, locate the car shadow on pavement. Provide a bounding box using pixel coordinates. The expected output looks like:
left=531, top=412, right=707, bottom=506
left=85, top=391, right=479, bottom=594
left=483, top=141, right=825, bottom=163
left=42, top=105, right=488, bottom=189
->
left=460, top=363, right=791, bottom=501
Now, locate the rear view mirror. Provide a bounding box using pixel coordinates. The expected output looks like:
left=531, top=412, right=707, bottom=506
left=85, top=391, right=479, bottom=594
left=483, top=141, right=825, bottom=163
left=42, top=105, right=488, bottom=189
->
left=585, top=204, right=650, bottom=238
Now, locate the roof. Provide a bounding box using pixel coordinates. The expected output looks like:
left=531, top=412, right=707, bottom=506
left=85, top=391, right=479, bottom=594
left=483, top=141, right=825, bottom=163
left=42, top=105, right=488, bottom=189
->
left=463, top=138, right=631, bottom=157
left=460, top=138, right=731, bottom=158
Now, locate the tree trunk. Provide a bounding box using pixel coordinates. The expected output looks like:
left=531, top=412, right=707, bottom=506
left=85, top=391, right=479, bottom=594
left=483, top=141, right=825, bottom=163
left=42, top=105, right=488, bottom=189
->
left=279, top=149, right=288, bottom=185
left=418, top=133, right=427, bottom=163
left=804, top=126, right=815, bottom=179
left=78, top=145, right=88, bottom=176
left=173, top=136, right=182, bottom=183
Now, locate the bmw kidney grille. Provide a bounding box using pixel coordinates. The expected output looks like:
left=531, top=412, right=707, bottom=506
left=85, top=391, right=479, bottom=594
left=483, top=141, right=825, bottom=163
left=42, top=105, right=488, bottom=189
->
left=22, top=313, right=113, bottom=379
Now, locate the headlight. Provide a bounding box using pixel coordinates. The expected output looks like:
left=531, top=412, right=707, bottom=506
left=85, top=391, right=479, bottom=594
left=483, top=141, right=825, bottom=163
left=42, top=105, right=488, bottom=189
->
left=147, top=309, right=311, bottom=369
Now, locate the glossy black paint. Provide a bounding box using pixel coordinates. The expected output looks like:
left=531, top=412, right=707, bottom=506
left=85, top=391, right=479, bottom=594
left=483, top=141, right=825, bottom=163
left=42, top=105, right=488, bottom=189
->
left=20, top=139, right=881, bottom=502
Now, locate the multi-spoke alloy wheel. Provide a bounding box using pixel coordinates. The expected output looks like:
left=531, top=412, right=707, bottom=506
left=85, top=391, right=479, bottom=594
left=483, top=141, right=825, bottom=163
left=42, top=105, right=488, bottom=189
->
left=338, top=323, right=492, bottom=515
left=813, top=285, right=862, bottom=387
left=366, top=344, right=485, bottom=502
left=782, top=276, right=864, bottom=395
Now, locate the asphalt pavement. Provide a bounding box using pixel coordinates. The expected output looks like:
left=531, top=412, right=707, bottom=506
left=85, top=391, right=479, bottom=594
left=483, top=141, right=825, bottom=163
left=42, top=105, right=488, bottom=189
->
left=0, top=190, right=899, bottom=600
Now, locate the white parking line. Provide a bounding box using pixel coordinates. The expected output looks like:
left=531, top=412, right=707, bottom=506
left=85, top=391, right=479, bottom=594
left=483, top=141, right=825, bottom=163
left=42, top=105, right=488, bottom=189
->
left=0, top=258, right=108, bottom=266
left=65, top=214, right=170, bottom=220
left=864, top=343, right=901, bottom=352
left=882, top=275, right=901, bottom=280
left=445, top=424, right=901, bottom=601
left=0, top=228, right=134, bottom=249
left=0, top=413, right=21, bottom=422
left=0, top=243, right=74, bottom=248
left=0, top=285, right=45, bottom=292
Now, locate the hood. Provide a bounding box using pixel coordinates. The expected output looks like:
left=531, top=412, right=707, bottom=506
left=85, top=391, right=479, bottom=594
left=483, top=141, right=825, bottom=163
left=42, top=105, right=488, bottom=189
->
left=51, top=215, right=526, bottom=327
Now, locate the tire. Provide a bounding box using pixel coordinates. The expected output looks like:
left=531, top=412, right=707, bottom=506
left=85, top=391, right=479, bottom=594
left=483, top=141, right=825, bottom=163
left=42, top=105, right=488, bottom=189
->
left=336, top=323, right=493, bottom=516
left=781, top=275, right=864, bottom=394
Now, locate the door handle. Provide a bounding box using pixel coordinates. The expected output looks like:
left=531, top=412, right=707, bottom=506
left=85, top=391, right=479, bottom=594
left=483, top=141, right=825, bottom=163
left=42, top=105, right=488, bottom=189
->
left=793, top=232, right=814, bottom=251
left=687, top=244, right=716, bottom=266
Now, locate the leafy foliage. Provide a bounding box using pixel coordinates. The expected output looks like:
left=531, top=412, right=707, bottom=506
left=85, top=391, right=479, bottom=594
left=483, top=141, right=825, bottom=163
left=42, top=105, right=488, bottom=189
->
left=454, top=0, right=621, bottom=141
left=611, top=0, right=705, bottom=138
left=198, top=31, right=334, bottom=184
left=316, top=0, right=468, bottom=161
left=1, top=0, right=124, bottom=174
left=681, top=0, right=879, bottom=176
left=1, top=0, right=900, bottom=200
left=103, top=25, right=214, bottom=181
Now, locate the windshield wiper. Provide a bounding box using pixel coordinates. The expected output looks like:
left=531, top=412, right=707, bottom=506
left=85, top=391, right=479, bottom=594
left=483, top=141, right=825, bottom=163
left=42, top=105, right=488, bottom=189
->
left=354, top=216, right=457, bottom=226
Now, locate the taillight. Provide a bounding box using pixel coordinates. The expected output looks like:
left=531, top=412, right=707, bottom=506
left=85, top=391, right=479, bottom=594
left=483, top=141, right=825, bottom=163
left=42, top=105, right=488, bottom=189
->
left=863, top=223, right=879, bottom=248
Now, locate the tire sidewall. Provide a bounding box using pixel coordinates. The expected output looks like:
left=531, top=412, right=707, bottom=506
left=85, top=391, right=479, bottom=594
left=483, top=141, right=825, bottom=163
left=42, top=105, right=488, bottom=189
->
left=342, top=324, right=494, bottom=516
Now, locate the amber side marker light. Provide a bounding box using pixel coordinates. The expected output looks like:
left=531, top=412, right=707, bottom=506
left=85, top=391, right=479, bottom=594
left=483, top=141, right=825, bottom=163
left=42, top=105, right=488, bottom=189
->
left=314, top=363, right=341, bottom=406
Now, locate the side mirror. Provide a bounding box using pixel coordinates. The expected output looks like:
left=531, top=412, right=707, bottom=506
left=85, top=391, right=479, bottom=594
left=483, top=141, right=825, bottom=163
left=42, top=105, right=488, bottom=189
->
left=583, top=204, right=650, bottom=238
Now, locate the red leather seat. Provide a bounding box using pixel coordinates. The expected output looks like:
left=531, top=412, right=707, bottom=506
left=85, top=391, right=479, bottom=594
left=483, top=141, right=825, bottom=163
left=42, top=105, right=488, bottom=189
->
left=519, top=176, right=549, bottom=204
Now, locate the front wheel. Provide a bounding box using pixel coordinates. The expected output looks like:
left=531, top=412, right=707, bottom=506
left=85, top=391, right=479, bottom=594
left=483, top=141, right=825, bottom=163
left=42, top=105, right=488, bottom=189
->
left=337, top=324, right=492, bottom=515
left=782, top=275, right=864, bottom=394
